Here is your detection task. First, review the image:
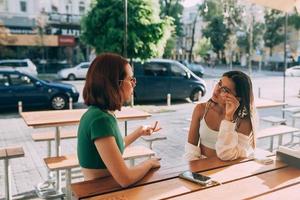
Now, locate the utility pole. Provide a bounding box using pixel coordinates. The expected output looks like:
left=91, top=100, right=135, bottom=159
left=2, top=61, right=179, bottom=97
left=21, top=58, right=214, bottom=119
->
left=248, top=5, right=254, bottom=75
left=124, top=0, right=128, bottom=58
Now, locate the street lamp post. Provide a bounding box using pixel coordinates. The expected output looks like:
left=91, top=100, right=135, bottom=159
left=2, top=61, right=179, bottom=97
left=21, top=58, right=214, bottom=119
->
left=124, top=0, right=128, bottom=58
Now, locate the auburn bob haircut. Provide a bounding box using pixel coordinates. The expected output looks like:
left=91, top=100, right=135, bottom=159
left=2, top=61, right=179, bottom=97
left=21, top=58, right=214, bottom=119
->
left=83, top=53, right=128, bottom=111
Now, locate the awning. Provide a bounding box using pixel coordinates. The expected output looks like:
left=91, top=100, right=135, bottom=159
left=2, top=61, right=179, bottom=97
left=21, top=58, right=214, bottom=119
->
left=248, top=0, right=300, bottom=13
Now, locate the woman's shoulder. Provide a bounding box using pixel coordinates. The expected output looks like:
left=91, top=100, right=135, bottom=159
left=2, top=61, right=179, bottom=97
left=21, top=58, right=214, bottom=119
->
left=193, top=102, right=209, bottom=119
left=82, top=106, right=114, bottom=123
left=237, top=117, right=252, bottom=136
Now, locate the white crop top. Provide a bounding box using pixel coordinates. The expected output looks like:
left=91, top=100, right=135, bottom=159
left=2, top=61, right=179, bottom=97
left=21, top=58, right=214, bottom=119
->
left=184, top=101, right=258, bottom=161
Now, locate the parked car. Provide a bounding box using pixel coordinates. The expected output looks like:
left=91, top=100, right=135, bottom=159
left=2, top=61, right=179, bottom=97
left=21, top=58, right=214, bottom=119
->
left=0, top=59, right=38, bottom=76
left=133, top=59, right=207, bottom=102
left=179, top=60, right=205, bottom=77
left=57, top=62, right=90, bottom=80
left=285, top=66, right=300, bottom=77
left=0, top=70, right=79, bottom=110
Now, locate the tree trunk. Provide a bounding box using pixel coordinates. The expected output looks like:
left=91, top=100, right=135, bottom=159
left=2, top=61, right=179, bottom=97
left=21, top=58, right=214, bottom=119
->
left=189, top=12, right=198, bottom=63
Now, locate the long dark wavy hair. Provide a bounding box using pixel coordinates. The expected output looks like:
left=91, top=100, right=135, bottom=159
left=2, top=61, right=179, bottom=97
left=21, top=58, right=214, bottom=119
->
left=222, top=71, right=253, bottom=119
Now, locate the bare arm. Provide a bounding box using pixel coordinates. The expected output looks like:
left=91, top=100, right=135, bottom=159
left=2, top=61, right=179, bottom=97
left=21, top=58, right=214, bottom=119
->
left=94, top=136, right=160, bottom=187
left=187, top=103, right=206, bottom=145
left=216, top=119, right=253, bottom=160
left=124, top=121, right=161, bottom=147
left=123, top=126, right=142, bottom=148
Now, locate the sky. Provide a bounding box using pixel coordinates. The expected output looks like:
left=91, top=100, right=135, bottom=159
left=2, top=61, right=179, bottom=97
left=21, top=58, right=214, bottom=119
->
left=182, top=0, right=203, bottom=7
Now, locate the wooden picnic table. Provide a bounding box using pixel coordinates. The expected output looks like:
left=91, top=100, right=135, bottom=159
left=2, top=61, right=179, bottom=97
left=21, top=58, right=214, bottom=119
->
left=20, top=106, right=151, bottom=190
left=71, top=149, right=282, bottom=200
left=255, top=98, right=287, bottom=109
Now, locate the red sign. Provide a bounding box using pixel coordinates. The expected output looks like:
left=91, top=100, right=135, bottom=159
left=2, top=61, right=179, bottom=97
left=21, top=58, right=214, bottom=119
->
left=58, top=35, right=75, bottom=46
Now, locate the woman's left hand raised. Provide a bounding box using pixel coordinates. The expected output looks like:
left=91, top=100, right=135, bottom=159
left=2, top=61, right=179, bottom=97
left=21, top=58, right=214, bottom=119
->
left=140, top=121, right=162, bottom=136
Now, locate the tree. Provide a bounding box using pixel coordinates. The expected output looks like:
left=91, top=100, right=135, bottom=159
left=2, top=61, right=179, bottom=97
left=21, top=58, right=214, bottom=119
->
left=196, top=37, right=212, bottom=57
left=159, top=0, right=183, bottom=36
left=202, top=16, right=230, bottom=60
left=237, top=22, right=265, bottom=54
left=80, top=0, right=173, bottom=60
left=159, top=0, right=183, bottom=58
left=263, top=9, right=285, bottom=56
left=288, top=13, right=300, bottom=30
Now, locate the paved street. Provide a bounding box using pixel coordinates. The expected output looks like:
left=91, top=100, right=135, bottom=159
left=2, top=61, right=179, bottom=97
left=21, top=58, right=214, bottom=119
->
left=0, top=67, right=300, bottom=199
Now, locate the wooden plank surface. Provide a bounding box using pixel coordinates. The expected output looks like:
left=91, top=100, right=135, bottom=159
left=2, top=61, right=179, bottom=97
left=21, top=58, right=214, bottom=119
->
left=123, top=146, right=155, bottom=160
left=32, top=130, right=77, bottom=141
left=86, top=158, right=286, bottom=200
left=45, top=146, right=155, bottom=171
left=5, top=146, right=24, bottom=159
left=21, top=107, right=151, bottom=128
left=71, top=149, right=272, bottom=199
left=171, top=166, right=300, bottom=200
left=257, top=125, right=299, bottom=139
left=0, top=148, right=7, bottom=159
left=251, top=182, right=300, bottom=200
left=255, top=98, right=287, bottom=109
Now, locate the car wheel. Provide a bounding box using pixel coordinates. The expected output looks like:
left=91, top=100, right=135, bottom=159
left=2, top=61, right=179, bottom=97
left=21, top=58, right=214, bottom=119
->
left=51, top=95, right=67, bottom=110
left=68, top=74, right=76, bottom=80
left=190, top=89, right=203, bottom=102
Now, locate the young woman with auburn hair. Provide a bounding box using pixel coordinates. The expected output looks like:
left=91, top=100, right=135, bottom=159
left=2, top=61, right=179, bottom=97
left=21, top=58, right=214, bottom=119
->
left=77, top=53, right=161, bottom=187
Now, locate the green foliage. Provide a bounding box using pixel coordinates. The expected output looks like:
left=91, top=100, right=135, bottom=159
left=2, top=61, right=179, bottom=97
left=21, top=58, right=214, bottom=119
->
left=263, top=9, right=285, bottom=55
left=196, top=37, right=212, bottom=57
left=80, top=0, right=173, bottom=60
left=202, top=16, right=230, bottom=54
left=288, top=13, right=300, bottom=30
left=237, top=22, right=265, bottom=53
left=159, top=0, right=183, bottom=36
left=163, top=36, right=176, bottom=58
left=199, top=0, right=223, bottom=21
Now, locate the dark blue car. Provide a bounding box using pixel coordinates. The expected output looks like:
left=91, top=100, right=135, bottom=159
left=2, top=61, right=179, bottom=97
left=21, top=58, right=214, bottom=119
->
left=133, top=59, right=206, bottom=102
left=0, top=70, right=79, bottom=110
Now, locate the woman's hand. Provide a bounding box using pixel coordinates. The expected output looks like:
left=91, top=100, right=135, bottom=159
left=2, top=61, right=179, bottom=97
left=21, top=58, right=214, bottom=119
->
left=147, top=157, right=161, bottom=169
left=139, top=121, right=162, bottom=136
left=222, top=93, right=240, bottom=121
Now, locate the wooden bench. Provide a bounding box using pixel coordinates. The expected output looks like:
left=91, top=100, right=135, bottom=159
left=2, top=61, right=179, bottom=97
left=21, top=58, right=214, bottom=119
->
left=32, top=130, right=77, bottom=157
left=0, top=146, right=25, bottom=200
left=260, top=116, right=286, bottom=126
left=44, top=145, right=155, bottom=199
left=292, top=113, right=300, bottom=127
left=141, top=134, right=167, bottom=150
left=257, top=125, right=300, bottom=151
left=282, top=106, right=300, bottom=115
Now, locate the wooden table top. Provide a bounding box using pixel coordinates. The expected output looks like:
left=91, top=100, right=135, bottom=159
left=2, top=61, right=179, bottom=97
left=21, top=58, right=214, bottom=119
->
left=76, top=158, right=300, bottom=200
left=21, top=107, right=151, bottom=128
left=255, top=98, right=287, bottom=109
left=71, top=149, right=273, bottom=199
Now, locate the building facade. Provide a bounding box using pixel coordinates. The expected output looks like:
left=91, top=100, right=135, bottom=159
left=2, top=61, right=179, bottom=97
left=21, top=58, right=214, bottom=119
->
left=0, top=0, right=91, bottom=73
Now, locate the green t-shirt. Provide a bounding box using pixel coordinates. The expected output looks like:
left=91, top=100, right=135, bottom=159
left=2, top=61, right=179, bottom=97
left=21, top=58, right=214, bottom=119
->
left=77, top=106, right=125, bottom=169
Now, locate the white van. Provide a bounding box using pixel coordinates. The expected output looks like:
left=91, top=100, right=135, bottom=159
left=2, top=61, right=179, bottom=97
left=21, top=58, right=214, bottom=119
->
left=0, top=59, right=38, bottom=76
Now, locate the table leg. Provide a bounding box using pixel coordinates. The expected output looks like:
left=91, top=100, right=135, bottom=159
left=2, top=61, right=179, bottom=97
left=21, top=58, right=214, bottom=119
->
left=65, top=169, right=72, bottom=200
left=278, top=135, right=283, bottom=148
left=270, top=137, right=274, bottom=152
left=55, top=126, right=61, bottom=191
left=125, top=121, right=128, bottom=136
left=4, top=158, right=12, bottom=200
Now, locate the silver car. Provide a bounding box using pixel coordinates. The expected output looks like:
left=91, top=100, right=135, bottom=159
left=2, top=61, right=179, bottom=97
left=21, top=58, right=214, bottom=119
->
left=57, top=62, right=90, bottom=80
left=0, top=59, right=38, bottom=76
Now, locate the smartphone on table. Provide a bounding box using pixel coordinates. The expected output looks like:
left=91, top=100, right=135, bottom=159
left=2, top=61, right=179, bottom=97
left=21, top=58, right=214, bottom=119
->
left=179, top=171, right=212, bottom=185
